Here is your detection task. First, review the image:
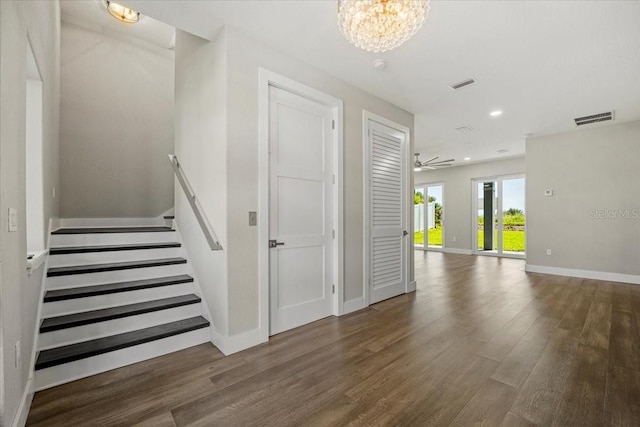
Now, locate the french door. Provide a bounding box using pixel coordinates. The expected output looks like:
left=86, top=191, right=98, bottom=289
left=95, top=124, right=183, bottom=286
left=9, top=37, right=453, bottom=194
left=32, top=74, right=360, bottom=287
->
left=414, top=183, right=444, bottom=250
left=472, top=175, right=526, bottom=257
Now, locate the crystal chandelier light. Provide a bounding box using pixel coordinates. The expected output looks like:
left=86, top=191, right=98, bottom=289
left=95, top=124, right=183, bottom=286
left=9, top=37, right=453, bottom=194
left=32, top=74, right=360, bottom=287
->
left=337, top=0, right=430, bottom=53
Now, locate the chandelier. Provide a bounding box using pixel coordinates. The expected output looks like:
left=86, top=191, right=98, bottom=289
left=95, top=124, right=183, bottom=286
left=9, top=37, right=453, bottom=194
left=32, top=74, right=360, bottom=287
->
left=337, top=0, right=430, bottom=53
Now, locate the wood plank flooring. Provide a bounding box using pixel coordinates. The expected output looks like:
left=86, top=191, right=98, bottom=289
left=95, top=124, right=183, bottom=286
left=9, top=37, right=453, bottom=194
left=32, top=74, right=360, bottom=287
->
left=27, top=252, right=640, bottom=426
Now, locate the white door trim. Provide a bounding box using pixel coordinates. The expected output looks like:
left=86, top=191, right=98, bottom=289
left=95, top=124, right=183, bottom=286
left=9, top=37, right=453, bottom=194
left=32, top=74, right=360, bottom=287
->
left=363, top=111, right=411, bottom=307
left=258, top=69, right=344, bottom=342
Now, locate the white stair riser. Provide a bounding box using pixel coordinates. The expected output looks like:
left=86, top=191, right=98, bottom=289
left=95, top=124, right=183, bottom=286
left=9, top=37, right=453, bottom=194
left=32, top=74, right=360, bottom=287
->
left=46, top=264, right=188, bottom=289
left=42, top=283, right=194, bottom=316
left=39, top=303, right=202, bottom=350
left=48, top=247, right=183, bottom=267
left=58, top=218, right=167, bottom=228
left=51, top=232, right=177, bottom=247
left=34, top=327, right=211, bottom=391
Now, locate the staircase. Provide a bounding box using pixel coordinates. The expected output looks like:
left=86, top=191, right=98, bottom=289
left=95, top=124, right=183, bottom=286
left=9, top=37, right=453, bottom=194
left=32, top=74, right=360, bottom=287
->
left=34, top=219, right=211, bottom=390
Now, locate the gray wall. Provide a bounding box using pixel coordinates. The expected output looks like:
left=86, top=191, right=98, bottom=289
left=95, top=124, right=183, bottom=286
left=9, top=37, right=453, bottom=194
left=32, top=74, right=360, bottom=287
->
left=0, top=1, right=60, bottom=424
left=415, top=157, right=526, bottom=252
left=225, top=28, right=414, bottom=333
left=60, top=23, right=174, bottom=218
left=526, top=121, right=640, bottom=275
left=174, top=27, right=414, bottom=340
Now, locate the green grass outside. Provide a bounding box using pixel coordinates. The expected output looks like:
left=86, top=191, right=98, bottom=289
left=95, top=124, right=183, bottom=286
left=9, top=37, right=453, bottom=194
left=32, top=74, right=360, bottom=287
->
left=414, top=227, right=525, bottom=252
left=414, top=227, right=442, bottom=246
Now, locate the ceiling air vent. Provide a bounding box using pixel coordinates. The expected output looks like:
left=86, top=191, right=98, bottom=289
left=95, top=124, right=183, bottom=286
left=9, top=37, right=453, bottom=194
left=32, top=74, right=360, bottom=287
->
left=574, top=111, right=614, bottom=127
left=450, top=78, right=477, bottom=91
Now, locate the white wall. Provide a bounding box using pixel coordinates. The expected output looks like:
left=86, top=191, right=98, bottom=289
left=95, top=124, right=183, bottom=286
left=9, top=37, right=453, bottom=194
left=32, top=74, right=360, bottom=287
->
left=414, top=157, right=526, bottom=252
left=59, top=23, right=175, bottom=218
left=0, top=1, right=60, bottom=425
left=526, top=121, right=640, bottom=280
left=174, top=30, right=229, bottom=338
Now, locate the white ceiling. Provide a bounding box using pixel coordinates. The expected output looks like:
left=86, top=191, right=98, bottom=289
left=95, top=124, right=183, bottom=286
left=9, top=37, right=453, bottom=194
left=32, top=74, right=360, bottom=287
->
left=60, top=0, right=175, bottom=50
left=121, top=0, right=640, bottom=165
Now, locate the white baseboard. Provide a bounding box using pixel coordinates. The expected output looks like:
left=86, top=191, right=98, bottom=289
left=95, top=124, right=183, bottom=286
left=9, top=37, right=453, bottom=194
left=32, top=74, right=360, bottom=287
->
left=407, top=280, right=417, bottom=292
left=211, top=327, right=266, bottom=356
left=525, top=264, right=640, bottom=285
left=343, top=297, right=365, bottom=315
left=11, top=379, right=33, bottom=427
left=443, top=248, right=473, bottom=255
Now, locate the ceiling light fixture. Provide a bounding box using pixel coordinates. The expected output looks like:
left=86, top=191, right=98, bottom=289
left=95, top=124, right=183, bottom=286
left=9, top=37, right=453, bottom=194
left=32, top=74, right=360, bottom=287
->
left=106, top=1, right=140, bottom=24
left=489, top=110, right=503, bottom=117
left=464, top=157, right=471, bottom=161
left=338, top=0, right=430, bottom=53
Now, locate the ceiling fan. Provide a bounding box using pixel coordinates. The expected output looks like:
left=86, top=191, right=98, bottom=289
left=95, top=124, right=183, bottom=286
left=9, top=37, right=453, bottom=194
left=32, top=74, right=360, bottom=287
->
left=414, top=153, right=455, bottom=171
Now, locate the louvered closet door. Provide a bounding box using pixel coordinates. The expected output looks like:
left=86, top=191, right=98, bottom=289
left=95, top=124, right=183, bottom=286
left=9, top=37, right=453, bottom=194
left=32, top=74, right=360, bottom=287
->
left=368, top=119, right=407, bottom=304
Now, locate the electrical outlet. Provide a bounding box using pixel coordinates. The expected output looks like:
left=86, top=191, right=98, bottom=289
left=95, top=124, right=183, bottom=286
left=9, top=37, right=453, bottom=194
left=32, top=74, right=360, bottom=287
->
left=546, top=249, right=552, bottom=256
left=248, top=211, right=257, bottom=226
left=452, top=236, right=457, bottom=242
left=15, top=341, right=21, bottom=368
left=52, top=186, right=56, bottom=198
left=544, top=189, right=553, bottom=197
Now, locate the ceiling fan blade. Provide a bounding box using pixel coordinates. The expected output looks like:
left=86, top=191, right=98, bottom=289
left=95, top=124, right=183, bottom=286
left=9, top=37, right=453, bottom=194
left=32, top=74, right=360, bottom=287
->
left=423, top=156, right=439, bottom=164
left=427, top=158, right=455, bottom=165
left=432, top=164, right=453, bottom=167
left=422, top=166, right=436, bottom=170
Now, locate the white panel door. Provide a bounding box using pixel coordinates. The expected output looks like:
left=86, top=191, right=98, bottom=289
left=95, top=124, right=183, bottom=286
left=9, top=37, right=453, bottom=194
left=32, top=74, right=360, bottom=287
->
left=269, top=86, right=334, bottom=335
left=368, top=119, right=407, bottom=304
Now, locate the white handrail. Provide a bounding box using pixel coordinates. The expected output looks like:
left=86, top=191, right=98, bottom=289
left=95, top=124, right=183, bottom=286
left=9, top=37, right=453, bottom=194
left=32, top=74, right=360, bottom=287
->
left=168, top=154, right=223, bottom=250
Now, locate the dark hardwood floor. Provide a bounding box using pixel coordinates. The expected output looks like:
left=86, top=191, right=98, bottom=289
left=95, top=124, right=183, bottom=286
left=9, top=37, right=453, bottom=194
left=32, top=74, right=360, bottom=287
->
left=27, top=252, right=640, bottom=426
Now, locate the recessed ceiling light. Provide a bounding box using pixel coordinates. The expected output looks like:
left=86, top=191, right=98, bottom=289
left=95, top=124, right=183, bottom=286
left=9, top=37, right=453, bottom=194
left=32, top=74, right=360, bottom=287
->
left=106, top=1, right=140, bottom=24
left=489, top=110, right=503, bottom=117
left=464, top=157, right=471, bottom=161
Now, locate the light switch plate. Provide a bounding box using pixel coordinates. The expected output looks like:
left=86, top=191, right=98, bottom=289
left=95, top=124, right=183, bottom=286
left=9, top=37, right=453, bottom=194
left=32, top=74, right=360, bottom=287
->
left=544, top=189, right=553, bottom=197
left=249, top=211, right=257, bottom=226
left=8, top=208, right=17, bottom=232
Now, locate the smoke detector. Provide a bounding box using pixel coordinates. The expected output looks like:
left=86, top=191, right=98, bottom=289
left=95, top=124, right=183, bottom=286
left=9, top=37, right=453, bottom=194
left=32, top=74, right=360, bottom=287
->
left=373, top=59, right=387, bottom=70
left=455, top=126, right=473, bottom=133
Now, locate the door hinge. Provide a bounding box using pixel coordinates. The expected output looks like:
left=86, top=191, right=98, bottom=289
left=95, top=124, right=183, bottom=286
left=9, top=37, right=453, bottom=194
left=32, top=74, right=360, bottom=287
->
left=332, top=284, right=335, bottom=294
left=332, top=229, right=335, bottom=239
left=332, top=120, right=335, bottom=130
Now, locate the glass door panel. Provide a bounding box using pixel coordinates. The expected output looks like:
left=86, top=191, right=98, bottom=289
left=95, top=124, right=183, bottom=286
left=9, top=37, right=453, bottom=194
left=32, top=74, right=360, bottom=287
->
left=502, top=178, right=526, bottom=254
left=426, top=185, right=443, bottom=248
left=477, top=181, right=498, bottom=252
left=414, top=187, right=426, bottom=248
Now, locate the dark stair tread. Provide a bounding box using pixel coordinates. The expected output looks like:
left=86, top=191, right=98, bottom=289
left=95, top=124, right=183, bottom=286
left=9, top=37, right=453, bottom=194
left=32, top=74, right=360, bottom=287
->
left=44, top=275, right=194, bottom=302
left=35, top=316, right=210, bottom=370
left=47, top=258, right=187, bottom=277
left=50, top=242, right=181, bottom=255
left=40, top=294, right=201, bottom=333
left=52, top=227, right=175, bottom=235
